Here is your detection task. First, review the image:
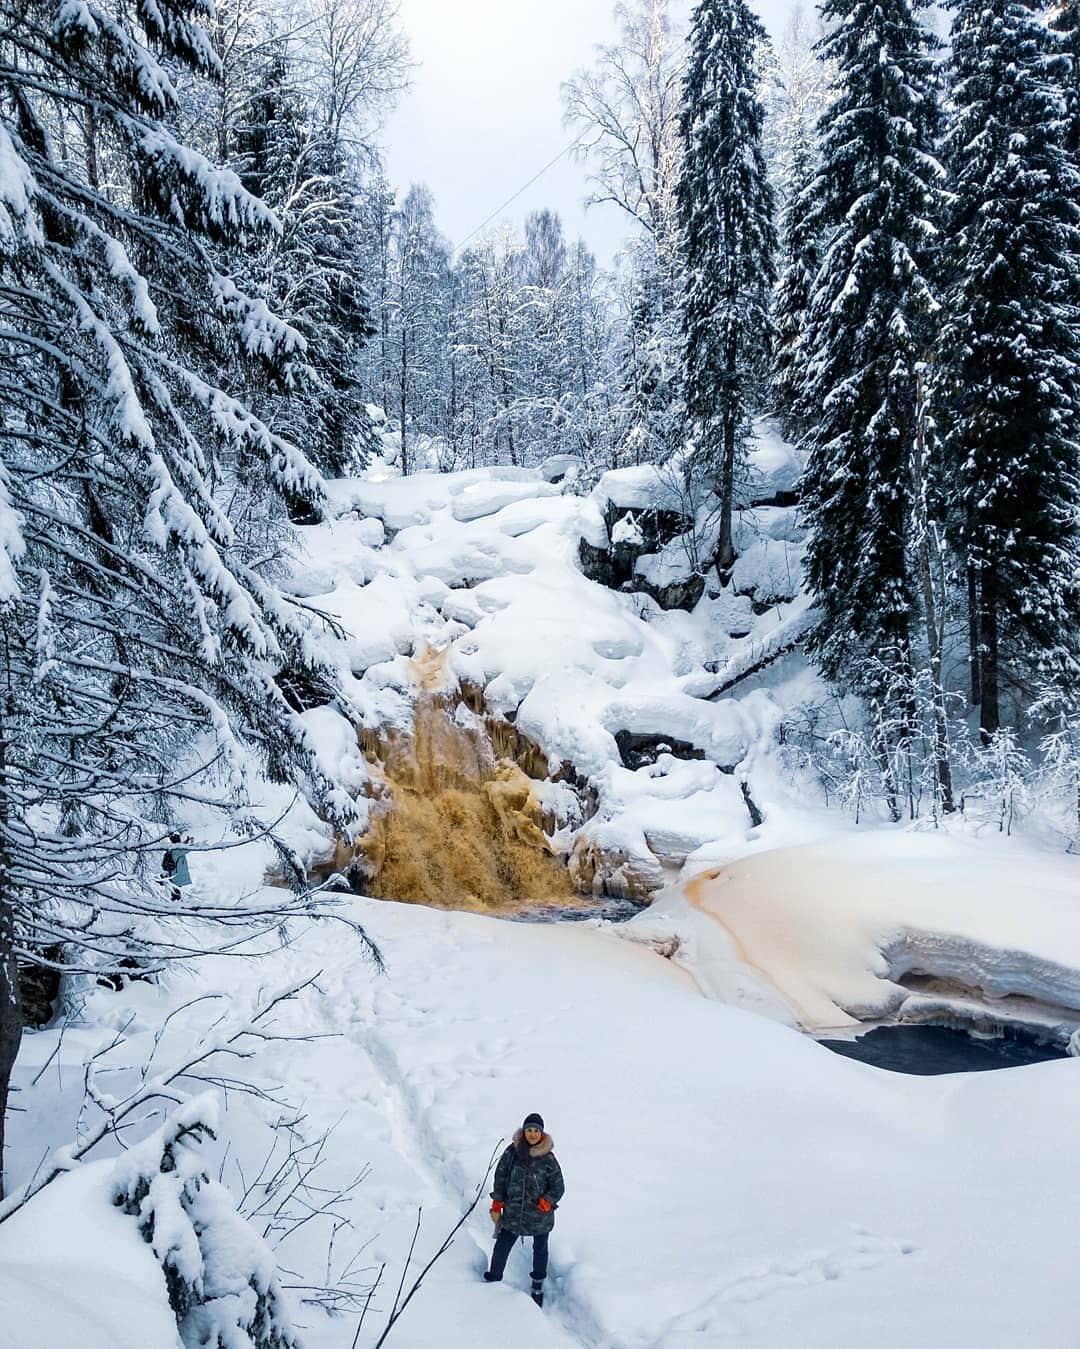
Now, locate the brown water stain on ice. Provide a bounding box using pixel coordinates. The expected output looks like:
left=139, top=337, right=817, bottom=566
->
left=684, top=867, right=815, bottom=1027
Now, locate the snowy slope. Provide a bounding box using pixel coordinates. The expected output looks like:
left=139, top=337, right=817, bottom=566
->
left=11, top=884, right=1080, bottom=1348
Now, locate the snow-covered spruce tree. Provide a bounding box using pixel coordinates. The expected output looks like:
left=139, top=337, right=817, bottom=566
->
left=771, top=126, right=822, bottom=442
left=564, top=239, right=617, bottom=466
left=230, top=38, right=378, bottom=479
left=1051, top=0, right=1080, bottom=158
left=388, top=183, right=452, bottom=474
left=763, top=6, right=835, bottom=443
left=609, top=232, right=684, bottom=467
left=934, top=0, right=1080, bottom=740
left=454, top=230, right=525, bottom=468
left=514, top=209, right=572, bottom=465
left=0, top=0, right=362, bottom=1188
left=798, top=0, right=945, bottom=739
left=355, top=172, right=397, bottom=417
left=513, top=217, right=615, bottom=468
left=677, top=0, right=777, bottom=572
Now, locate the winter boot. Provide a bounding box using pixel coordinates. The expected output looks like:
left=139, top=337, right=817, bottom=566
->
left=530, top=1279, right=544, bottom=1307
left=483, top=1271, right=501, bottom=1283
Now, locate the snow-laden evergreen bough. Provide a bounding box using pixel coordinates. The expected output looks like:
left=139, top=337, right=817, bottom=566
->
left=0, top=0, right=368, bottom=1192
left=112, top=1094, right=300, bottom=1349
left=215, top=28, right=380, bottom=480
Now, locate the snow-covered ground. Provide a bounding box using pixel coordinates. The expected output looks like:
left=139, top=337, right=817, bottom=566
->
left=9, top=871, right=1080, bottom=1348
left=6, top=433, right=1080, bottom=1347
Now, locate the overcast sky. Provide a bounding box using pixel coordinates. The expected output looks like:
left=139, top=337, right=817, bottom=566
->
left=381, top=0, right=795, bottom=267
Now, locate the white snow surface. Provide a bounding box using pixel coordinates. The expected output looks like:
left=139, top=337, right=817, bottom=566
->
left=8, top=424, right=1080, bottom=1348
left=10, top=866, right=1080, bottom=1348
left=0, top=1163, right=176, bottom=1349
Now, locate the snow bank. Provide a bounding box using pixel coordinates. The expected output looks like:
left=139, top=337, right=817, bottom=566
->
left=0, top=1164, right=175, bottom=1349
left=645, top=830, right=1080, bottom=1032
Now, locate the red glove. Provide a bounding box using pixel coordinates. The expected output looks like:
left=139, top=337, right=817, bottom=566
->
left=537, top=1197, right=552, bottom=1213
left=490, top=1201, right=504, bottom=1222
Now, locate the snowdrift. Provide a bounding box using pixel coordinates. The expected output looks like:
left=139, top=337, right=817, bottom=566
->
left=630, top=831, right=1080, bottom=1039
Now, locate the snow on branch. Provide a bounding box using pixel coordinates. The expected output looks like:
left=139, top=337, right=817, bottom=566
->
left=212, top=274, right=309, bottom=371
left=137, top=131, right=281, bottom=242
left=134, top=0, right=220, bottom=81
left=0, top=459, right=26, bottom=602
left=41, top=255, right=155, bottom=447
left=111, top=1094, right=302, bottom=1349
left=0, top=122, right=43, bottom=251
left=54, top=0, right=180, bottom=115
left=0, top=976, right=332, bottom=1224
left=176, top=368, right=325, bottom=504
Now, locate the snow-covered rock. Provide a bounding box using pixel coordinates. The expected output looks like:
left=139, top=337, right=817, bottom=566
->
left=450, top=477, right=561, bottom=522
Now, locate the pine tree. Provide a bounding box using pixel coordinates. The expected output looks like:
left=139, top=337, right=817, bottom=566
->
left=935, top=0, right=1080, bottom=738
left=799, top=0, right=945, bottom=716
left=1051, top=0, right=1080, bottom=159
left=610, top=235, right=683, bottom=467
left=389, top=184, right=451, bottom=473
left=677, top=0, right=777, bottom=572
left=0, top=0, right=360, bottom=1185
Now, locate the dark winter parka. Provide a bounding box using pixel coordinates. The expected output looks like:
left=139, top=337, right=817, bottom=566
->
left=491, top=1131, right=565, bottom=1236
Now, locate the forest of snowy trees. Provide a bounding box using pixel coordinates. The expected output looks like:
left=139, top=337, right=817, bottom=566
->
left=1, top=0, right=1080, bottom=1335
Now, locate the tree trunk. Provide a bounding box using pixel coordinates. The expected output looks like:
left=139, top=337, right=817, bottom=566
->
left=917, top=561, right=955, bottom=813
left=0, top=729, right=20, bottom=1200
left=0, top=905, right=19, bottom=1202
left=84, top=105, right=99, bottom=190
left=399, top=322, right=409, bottom=477
left=715, top=325, right=740, bottom=574
left=715, top=411, right=737, bottom=573
left=979, top=578, right=1000, bottom=743
left=913, top=368, right=954, bottom=813
left=967, top=557, right=982, bottom=707
left=872, top=715, right=902, bottom=824
left=448, top=352, right=458, bottom=468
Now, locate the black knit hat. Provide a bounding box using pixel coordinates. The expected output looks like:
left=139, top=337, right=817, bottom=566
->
left=522, top=1112, right=544, bottom=1131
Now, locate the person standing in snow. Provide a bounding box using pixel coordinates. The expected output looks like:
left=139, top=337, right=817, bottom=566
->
left=162, top=832, right=193, bottom=901
left=484, top=1112, right=564, bottom=1307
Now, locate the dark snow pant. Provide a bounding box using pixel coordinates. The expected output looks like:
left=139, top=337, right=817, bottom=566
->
left=489, top=1227, right=549, bottom=1281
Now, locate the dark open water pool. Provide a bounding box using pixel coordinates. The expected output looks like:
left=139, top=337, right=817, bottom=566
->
left=820, top=1024, right=1067, bottom=1075
left=511, top=896, right=645, bottom=924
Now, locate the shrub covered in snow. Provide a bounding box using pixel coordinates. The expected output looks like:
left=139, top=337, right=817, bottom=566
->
left=112, top=1095, right=300, bottom=1349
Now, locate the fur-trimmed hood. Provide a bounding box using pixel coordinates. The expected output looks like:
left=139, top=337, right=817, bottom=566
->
left=513, top=1128, right=554, bottom=1159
